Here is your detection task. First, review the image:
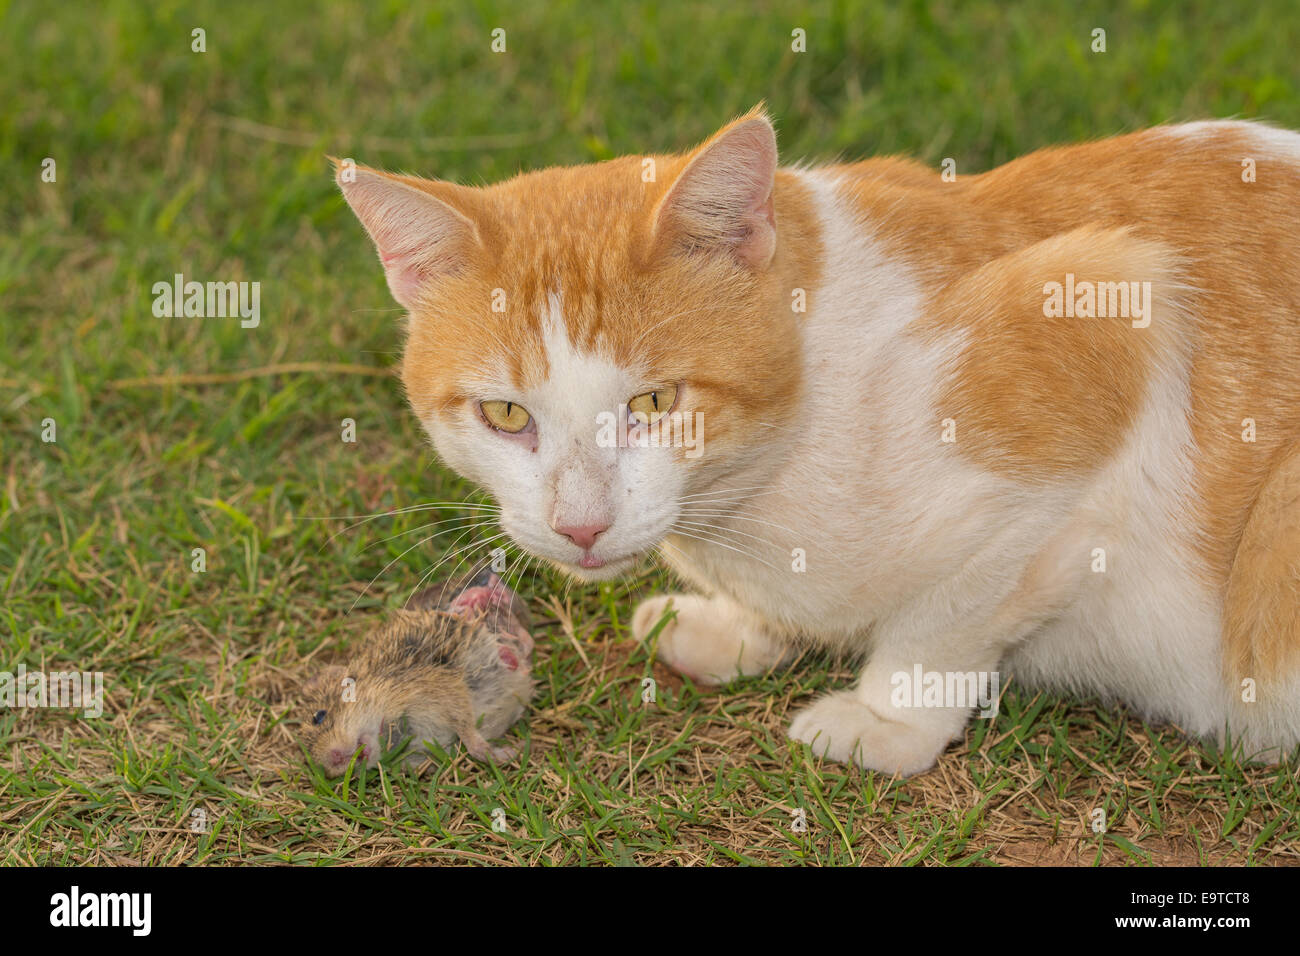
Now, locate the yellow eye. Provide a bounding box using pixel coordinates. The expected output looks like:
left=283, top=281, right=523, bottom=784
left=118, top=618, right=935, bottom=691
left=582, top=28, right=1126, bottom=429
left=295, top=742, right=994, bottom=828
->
left=480, top=400, right=532, bottom=433
left=628, top=385, right=678, bottom=425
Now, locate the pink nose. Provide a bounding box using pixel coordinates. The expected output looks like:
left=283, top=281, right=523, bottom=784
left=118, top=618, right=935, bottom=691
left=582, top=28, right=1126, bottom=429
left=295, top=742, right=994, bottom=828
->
left=328, top=741, right=371, bottom=767
left=552, top=522, right=609, bottom=550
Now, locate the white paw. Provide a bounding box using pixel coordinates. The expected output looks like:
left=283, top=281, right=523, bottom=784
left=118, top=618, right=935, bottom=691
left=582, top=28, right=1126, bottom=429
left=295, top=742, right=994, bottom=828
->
left=631, top=593, right=784, bottom=685
left=788, top=689, right=956, bottom=776
left=631, top=594, right=679, bottom=645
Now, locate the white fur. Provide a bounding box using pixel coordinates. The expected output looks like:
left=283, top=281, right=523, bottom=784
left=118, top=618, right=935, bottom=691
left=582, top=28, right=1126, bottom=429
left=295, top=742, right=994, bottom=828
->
left=1162, top=118, right=1300, bottom=161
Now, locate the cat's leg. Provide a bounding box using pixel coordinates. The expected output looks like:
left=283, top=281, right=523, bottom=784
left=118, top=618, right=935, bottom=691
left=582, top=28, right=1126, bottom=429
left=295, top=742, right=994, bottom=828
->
left=1222, top=441, right=1300, bottom=761
left=789, top=529, right=1076, bottom=775
left=631, top=593, right=790, bottom=684
left=787, top=637, right=1005, bottom=776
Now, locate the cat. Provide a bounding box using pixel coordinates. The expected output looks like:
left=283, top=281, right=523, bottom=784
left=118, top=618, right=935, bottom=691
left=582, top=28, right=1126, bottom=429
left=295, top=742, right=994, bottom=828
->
left=335, top=107, right=1300, bottom=775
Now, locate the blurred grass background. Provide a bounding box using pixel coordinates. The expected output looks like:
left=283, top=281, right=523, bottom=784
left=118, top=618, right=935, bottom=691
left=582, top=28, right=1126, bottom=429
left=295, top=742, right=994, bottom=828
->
left=1, top=0, right=1298, bottom=865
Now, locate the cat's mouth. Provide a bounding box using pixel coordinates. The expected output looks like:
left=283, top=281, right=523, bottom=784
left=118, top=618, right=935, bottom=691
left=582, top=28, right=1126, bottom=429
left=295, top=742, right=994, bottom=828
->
left=557, top=549, right=640, bottom=581
left=504, top=518, right=665, bottom=582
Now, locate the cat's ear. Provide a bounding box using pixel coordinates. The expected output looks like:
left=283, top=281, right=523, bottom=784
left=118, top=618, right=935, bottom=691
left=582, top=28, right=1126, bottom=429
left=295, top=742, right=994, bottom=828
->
left=332, top=160, right=480, bottom=310
left=652, top=107, right=778, bottom=269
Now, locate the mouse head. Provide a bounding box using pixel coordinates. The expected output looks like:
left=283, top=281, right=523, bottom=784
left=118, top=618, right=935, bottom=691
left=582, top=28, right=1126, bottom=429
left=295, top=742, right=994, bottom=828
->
left=300, top=664, right=395, bottom=778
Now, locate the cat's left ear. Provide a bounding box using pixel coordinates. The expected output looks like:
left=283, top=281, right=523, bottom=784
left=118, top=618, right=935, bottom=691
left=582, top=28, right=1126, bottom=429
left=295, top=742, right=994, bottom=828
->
left=651, top=106, right=778, bottom=269
left=332, top=160, right=481, bottom=310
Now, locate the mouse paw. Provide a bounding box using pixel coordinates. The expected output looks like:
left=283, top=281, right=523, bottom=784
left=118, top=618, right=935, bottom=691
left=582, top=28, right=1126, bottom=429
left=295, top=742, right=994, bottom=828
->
left=464, top=731, right=520, bottom=763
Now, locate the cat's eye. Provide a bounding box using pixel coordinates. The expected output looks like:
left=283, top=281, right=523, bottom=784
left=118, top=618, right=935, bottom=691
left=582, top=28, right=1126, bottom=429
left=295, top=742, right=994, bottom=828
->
left=312, top=710, right=327, bottom=725
left=628, top=385, right=678, bottom=425
left=480, top=400, right=533, bottom=434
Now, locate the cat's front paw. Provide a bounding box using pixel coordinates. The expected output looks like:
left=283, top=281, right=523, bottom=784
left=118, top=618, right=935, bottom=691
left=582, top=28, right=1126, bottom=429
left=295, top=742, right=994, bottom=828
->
left=631, top=593, right=785, bottom=685
left=788, top=690, right=959, bottom=776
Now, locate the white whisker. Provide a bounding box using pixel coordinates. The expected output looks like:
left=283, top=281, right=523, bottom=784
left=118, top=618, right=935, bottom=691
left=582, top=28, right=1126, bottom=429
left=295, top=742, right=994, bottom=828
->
left=665, top=525, right=786, bottom=575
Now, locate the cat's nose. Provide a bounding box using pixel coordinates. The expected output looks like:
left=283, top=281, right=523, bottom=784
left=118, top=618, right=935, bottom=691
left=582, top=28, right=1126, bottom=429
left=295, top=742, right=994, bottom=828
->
left=552, top=522, right=609, bottom=550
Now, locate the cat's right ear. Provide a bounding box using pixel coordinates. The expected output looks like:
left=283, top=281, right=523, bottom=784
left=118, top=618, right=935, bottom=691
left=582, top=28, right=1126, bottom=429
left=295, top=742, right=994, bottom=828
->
left=650, top=107, right=779, bottom=270
left=332, top=159, right=480, bottom=311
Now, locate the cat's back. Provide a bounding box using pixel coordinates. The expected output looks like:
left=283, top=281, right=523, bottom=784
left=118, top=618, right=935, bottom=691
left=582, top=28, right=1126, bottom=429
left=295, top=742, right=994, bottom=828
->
left=826, top=121, right=1300, bottom=276
left=814, top=122, right=1300, bottom=584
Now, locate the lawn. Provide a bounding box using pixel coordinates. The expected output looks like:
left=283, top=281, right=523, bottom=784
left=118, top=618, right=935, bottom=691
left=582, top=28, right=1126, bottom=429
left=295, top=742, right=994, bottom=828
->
left=2, top=0, right=1298, bottom=865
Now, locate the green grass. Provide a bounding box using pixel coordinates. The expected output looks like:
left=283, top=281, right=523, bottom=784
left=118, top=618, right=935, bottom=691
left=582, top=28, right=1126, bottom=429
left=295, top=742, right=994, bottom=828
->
left=2, top=0, right=1299, bottom=865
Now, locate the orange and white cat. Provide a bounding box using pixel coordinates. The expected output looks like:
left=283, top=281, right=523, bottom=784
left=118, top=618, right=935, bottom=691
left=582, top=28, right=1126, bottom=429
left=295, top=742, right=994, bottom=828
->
left=336, top=108, right=1300, bottom=775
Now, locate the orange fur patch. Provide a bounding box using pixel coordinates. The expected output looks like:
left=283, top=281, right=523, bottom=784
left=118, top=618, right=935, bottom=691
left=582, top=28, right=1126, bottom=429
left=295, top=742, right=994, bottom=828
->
left=919, top=225, right=1187, bottom=478
left=1223, top=442, right=1300, bottom=683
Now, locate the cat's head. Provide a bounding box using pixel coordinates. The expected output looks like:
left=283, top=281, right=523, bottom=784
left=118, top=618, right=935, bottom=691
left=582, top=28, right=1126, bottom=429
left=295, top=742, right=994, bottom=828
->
left=336, top=107, right=817, bottom=580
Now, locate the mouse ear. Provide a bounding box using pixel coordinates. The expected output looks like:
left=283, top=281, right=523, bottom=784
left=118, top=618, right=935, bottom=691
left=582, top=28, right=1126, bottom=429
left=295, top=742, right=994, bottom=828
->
left=406, top=585, right=450, bottom=612
left=302, top=664, right=348, bottom=699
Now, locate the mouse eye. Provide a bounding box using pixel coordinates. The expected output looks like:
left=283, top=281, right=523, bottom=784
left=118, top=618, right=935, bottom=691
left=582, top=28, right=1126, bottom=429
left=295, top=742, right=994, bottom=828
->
left=312, top=710, right=327, bottom=725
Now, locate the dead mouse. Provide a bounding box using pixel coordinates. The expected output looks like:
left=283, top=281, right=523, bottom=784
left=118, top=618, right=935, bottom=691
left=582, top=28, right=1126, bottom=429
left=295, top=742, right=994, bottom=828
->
left=302, top=569, right=535, bottom=777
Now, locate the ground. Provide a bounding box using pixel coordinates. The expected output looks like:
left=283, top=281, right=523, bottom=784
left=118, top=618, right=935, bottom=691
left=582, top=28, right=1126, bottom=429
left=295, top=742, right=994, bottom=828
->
left=2, top=0, right=1298, bottom=865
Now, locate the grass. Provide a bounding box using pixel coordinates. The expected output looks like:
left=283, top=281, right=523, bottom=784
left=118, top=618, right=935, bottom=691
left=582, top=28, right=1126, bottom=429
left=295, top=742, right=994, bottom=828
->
left=2, top=0, right=1299, bottom=865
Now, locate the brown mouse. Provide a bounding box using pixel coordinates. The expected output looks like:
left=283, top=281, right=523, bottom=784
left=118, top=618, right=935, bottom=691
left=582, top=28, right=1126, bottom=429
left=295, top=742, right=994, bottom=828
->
left=301, top=570, right=535, bottom=777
